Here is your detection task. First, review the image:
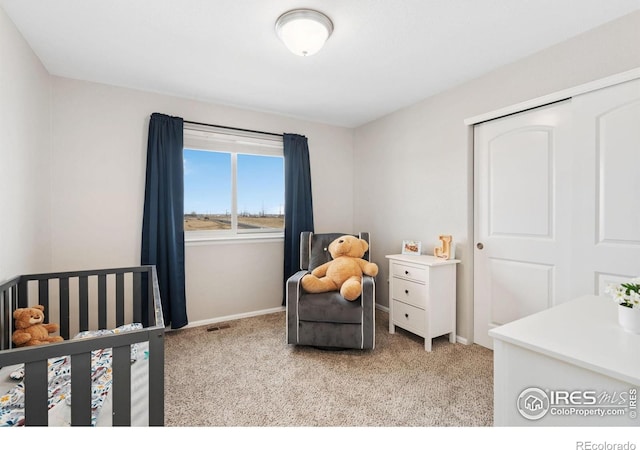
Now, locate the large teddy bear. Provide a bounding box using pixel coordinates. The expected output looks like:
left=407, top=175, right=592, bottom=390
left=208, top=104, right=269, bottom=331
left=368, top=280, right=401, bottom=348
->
left=12, top=305, right=64, bottom=347
left=301, top=234, right=379, bottom=301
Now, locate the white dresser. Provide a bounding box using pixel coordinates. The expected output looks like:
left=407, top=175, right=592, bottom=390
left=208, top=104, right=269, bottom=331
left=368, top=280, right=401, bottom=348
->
left=385, top=254, right=459, bottom=351
left=490, top=295, right=640, bottom=426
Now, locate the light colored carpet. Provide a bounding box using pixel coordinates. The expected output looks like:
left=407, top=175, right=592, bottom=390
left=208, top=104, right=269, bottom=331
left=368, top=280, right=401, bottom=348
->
left=163, top=309, right=493, bottom=426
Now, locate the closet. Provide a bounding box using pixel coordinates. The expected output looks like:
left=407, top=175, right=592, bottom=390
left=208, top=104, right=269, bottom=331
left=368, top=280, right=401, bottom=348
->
left=473, top=76, right=640, bottom=349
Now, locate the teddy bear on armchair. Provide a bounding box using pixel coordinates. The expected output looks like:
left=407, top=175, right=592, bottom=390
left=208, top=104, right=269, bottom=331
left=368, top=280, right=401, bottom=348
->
left=301, top=234, right=379, bottom=301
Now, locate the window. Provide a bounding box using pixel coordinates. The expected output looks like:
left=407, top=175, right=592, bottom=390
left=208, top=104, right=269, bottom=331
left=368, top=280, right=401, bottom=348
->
left=183, top=124, right=284, bottom=239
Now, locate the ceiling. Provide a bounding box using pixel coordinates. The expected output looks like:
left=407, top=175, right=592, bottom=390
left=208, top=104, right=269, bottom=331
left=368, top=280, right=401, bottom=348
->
left=2, top=1, right=639, bottom=128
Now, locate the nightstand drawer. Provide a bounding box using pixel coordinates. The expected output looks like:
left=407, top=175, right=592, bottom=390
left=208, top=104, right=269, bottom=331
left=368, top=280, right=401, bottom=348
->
left=391, top=263, right=427, bottom=283
left=392, top=278, right=426, bottom=309
left=392, top=300, right=425, bottom=335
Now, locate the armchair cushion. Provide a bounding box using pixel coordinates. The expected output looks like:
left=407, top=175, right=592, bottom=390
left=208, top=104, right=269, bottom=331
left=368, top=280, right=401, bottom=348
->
left=303, top=232, right=371, bottom=270
left=307, top=233, right=344, bottom=270
left=298, top=292, right=363, bottom=324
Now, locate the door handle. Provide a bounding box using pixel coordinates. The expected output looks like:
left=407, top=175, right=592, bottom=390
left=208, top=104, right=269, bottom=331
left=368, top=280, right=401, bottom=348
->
left=476, top=242, right=484, bottom=250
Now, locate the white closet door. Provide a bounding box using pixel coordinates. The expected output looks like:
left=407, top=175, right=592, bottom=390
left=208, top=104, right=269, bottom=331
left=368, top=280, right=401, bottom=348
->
left=473, top=101, right=573, bottom=349
left=571, top=78, right=640, bottom=296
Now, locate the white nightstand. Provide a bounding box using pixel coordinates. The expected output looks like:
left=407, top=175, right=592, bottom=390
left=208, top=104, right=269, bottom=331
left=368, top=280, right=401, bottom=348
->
left=385, top=254, right=460, bottom=351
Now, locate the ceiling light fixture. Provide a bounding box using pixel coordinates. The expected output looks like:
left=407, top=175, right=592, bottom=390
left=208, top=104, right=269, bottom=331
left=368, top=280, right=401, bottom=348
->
left=275, top=9, right=333, bottom=57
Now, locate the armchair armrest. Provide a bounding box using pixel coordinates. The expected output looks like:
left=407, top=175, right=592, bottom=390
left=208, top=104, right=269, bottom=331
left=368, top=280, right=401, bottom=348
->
left=286, top=270, right=309, bottom=344
left=286, top=270, right=309, bottom=298
left=362, top=275, right=375, bottom=308
left=361, top=275, right=376, bottom=349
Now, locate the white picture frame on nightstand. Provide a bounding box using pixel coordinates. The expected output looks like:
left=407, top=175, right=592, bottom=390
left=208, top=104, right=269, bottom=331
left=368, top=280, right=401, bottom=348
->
left=401, top=240, right=421, bottom=255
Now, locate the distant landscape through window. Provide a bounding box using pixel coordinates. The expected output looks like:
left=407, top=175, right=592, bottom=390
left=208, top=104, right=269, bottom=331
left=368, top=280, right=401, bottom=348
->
left=183, top=148, right=284, bottom=233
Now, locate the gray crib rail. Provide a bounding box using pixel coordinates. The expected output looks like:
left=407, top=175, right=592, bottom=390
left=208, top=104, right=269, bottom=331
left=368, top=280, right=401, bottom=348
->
left=0, top=265, right=165, bottom=426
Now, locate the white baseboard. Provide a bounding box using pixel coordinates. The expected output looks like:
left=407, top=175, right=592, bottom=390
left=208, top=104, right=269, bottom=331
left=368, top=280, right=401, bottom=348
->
left=178, top=303, right=387, bottom=332
left=173, top=303, right=472, bottom=345
left=168, top=306, right=286, bottom=332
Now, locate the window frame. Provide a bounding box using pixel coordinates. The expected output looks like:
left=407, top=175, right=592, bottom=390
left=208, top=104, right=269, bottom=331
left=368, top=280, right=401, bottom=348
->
left=183, top=124, right=285, bottom=243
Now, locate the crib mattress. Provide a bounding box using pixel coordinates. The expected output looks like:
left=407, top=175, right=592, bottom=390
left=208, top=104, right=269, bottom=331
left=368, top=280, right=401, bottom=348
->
left=0, top=326, right=149, bottom=426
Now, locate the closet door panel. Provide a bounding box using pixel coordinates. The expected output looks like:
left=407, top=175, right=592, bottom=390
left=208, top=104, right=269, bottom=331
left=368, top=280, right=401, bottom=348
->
left=489, top=129, right=552, bottom=237
left=598, top=99, right=640, bottom=244
left=572, top=78, right=640, bottom=297
left=489, top=258, right=553, bottom=326
left=473, top=101, right=573, bottom=349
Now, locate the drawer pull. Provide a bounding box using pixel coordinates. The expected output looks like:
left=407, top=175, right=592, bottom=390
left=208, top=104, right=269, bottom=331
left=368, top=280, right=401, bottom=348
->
left=404, top=289, right=409, bottom=294
left=405, top=270, right=409, bottom=275
left=405, top=313, right=409, bottom=318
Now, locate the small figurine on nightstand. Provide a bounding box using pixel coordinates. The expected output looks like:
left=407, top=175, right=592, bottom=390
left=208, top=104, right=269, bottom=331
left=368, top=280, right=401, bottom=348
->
left=434, top=235, right=453, bottom=259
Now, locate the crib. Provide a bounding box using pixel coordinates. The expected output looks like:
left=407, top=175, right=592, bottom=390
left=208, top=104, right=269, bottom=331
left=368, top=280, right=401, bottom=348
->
left=0, top=265, right=164, bottom=426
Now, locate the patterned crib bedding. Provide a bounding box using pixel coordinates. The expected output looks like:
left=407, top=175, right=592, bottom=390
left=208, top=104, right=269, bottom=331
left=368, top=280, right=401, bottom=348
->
left=0, top=323, right=148, bottom=427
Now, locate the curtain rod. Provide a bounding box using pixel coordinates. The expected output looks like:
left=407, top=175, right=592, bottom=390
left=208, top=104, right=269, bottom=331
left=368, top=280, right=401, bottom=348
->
left=183, top=120, right=283, bottom=138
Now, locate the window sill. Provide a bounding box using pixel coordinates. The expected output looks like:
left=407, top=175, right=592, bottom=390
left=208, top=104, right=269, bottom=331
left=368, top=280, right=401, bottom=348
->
left=185, top=233, right=284, bottom=246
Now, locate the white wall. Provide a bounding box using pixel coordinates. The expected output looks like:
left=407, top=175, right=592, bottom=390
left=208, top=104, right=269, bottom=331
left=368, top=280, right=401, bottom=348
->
left=353, top=11, right=640, bottom=343
left=50, top=77, right=354, bottom=325
left=0, top=6, right=52, bottom=281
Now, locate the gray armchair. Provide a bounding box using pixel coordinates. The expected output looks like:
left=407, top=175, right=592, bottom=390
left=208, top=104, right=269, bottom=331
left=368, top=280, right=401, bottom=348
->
left=286, top=232, right=376, bottom=349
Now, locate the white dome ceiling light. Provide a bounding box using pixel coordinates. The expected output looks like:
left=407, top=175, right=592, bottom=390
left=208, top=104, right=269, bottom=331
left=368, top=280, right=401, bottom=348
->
left=275, top=9, right=334, bottom=57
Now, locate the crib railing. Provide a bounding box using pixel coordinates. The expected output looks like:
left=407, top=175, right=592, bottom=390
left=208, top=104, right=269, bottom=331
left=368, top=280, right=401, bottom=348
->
left=0, top=265, right=165, bottom=426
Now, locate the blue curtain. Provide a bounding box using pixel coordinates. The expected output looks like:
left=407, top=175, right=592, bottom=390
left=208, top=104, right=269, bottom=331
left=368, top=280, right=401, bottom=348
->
left=283, top=133, right=314, bottom=305
left=141, top=113, right=188, bottom=329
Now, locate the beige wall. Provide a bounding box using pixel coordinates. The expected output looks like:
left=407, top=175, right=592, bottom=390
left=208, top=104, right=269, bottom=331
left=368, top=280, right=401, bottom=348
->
left=50, top=77, right=355, bottom=325
left=4, top=4, right=640, bottom=334
left=0, top=6, right=52, bottom=281
left=353, top=11, right=640, bottom=343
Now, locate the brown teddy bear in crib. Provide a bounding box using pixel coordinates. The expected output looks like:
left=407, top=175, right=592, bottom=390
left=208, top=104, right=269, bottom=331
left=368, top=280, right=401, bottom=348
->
left=301, top=234, right=379, bottom=301
left=12, top=305, right=64, bottom=347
